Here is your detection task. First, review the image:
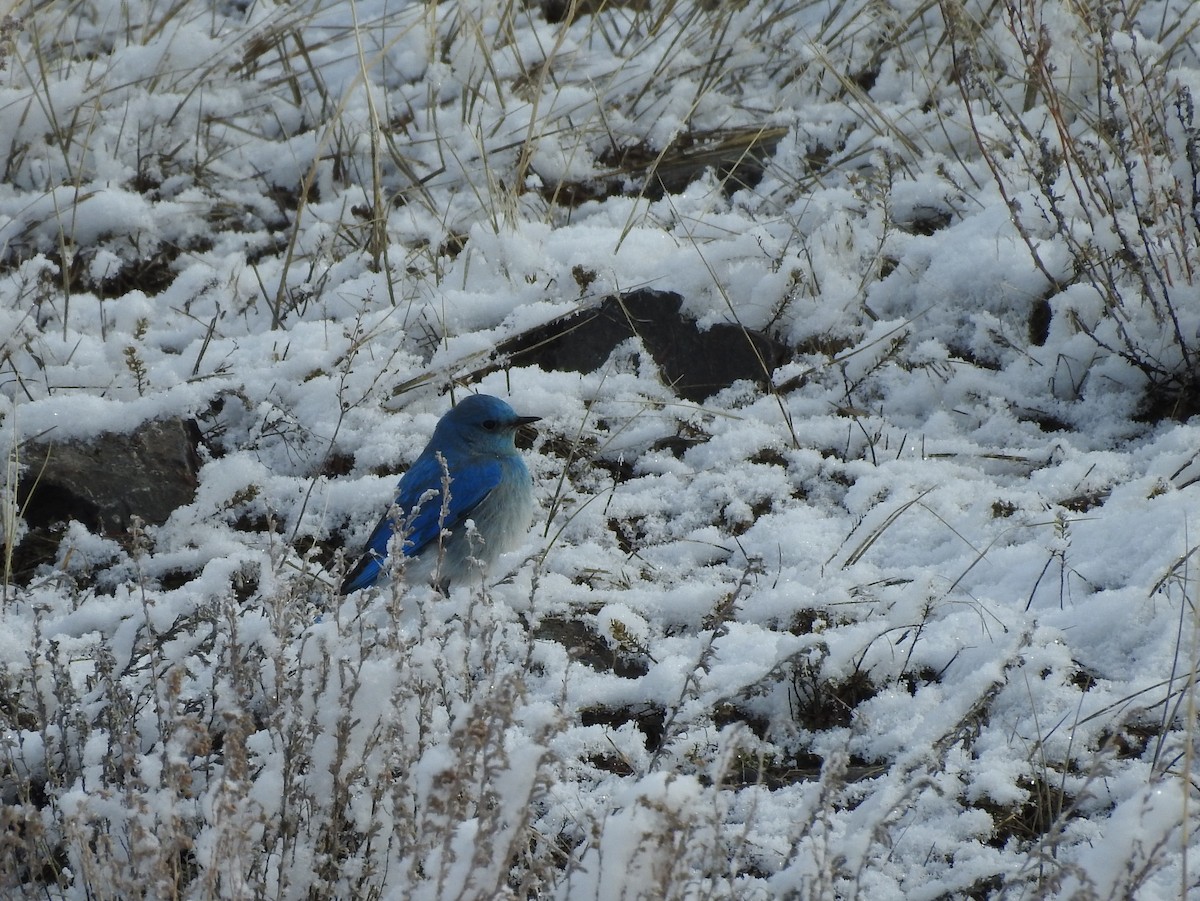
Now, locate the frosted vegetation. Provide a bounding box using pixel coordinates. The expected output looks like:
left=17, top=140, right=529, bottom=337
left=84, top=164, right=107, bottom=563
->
left=2, top=0, right=1200, bottom=897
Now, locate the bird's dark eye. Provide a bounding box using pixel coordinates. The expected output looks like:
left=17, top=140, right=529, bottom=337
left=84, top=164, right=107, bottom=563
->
left=481, top=419, right=498, bottom=431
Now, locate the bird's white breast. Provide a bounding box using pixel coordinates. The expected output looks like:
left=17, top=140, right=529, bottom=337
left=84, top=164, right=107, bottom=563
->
left=468, top=457, right=534, bottom=561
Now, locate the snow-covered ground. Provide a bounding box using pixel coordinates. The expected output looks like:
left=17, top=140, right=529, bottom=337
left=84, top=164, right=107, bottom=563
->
left=3, top=0, right=1200, bottom=897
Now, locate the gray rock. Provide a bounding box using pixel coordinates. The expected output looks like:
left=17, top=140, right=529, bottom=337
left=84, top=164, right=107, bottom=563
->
left=21, top=418, right=201, bottom=536
left=490, top=289, right=789, bottom=402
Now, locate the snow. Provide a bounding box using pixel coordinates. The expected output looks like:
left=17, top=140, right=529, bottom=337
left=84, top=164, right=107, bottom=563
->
left=2, top=0, right=1200, bottom=896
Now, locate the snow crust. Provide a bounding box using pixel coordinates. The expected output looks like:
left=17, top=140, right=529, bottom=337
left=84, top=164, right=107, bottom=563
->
left=3, top=0, right=1200, bottom=896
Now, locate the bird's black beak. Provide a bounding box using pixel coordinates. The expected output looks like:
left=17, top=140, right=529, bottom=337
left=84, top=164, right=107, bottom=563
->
left=514, top=414, right=540, bottom=448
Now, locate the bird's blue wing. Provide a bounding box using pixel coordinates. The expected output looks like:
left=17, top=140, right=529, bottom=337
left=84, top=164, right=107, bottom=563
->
left=340, top=454, right=502, bottom=593
left=395, top=453, right=501, bottom=555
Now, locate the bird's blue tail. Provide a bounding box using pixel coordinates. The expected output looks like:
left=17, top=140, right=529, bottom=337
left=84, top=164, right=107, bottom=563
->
left=340, top=550, right=385, bottom=594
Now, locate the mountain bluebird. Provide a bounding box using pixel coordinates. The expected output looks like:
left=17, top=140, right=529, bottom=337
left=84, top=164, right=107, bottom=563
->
left=340, top=394, right=539, bottom=594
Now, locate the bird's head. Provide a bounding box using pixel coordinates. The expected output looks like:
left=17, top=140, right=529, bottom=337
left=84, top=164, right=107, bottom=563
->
left=434, top=394, right=540, bottom=455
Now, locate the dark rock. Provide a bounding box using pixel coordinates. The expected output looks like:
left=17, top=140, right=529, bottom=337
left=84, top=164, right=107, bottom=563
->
left=580, top=704, right=666, bottom=751
left=540, top=0, right=647, bottom=25
left=893, top=204, right=954, bottom=235
left=537, top=126, right=787, bottom=206
left=1029, top=296, right=1051, bottom=347
left=534, top=615, right=649, bottom=679
left=20, top=418, right=202, bottom=536
left=494, top=288, right=789, bottom=401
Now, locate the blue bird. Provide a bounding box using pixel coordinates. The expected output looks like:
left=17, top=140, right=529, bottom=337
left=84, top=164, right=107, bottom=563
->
left=340, top=394, right=539, bottom=594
